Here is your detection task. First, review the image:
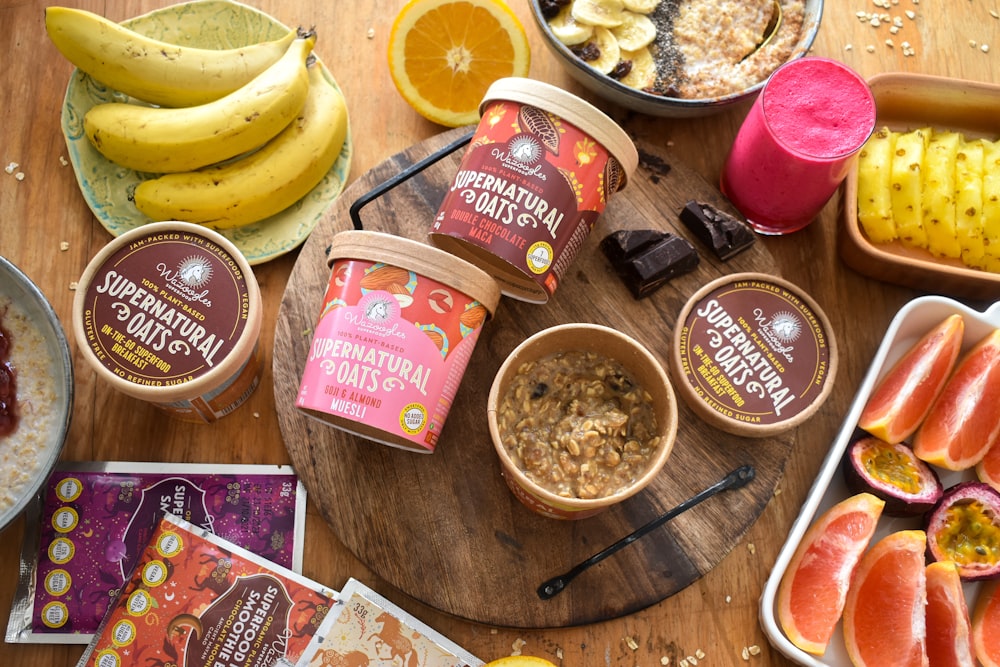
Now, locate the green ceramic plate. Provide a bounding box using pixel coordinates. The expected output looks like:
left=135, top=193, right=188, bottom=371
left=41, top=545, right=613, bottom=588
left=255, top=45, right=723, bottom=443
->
left=60, top=0, right=352, bottom=265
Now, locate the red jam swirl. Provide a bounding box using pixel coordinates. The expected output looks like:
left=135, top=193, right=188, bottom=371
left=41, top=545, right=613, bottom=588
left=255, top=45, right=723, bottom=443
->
left=0, top=311, right=17, bottom=437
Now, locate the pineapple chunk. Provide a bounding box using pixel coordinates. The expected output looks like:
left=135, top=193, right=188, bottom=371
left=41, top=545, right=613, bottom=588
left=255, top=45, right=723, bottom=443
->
left=891, top=127, right=931, bottom=248
left=922, top=130, right=962, bottom=258
left=955, top=138, right=986, bottom=269
left=983, top=139, right=1000, bottom=269
left=856, top=127, right=897, bottom=243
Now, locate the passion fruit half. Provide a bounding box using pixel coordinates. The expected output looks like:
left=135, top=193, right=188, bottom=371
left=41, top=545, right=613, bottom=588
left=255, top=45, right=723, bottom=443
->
left=843, top=435, right=943, bottom=517
left=925, top=481, right=1000, bottom=581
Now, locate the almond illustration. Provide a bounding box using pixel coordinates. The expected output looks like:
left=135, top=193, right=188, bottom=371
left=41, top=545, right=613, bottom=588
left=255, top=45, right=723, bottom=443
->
left=424, top=329, right=445, bottom=350
left=359, top=266, right=410, bottom=291
left=459, top=304, right=487, bottom=329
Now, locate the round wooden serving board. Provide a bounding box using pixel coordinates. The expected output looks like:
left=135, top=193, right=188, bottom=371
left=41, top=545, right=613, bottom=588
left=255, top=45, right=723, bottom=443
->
left=272, top=128, right=796, bottom=628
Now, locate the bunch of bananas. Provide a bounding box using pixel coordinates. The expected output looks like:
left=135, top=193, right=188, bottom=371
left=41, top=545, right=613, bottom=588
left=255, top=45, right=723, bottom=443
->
left=544, top=0, right=659, bottom=90
left=46, top=7, right=349, bottom=230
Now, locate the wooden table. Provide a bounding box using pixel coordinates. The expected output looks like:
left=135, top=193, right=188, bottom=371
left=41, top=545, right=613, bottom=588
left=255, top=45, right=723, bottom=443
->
left=0, top=1, right=996, bottom=665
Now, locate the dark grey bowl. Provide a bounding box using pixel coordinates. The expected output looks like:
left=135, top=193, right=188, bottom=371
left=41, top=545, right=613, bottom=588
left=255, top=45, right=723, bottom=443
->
left=0, top=256, right=73, bottom=532
left=529, top=0, right=824, bottom=117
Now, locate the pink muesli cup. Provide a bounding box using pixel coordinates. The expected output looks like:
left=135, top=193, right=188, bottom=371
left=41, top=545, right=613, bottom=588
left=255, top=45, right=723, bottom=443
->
left=296, top=231, right=500, bottom=453
left=430, top=77, right=638, bottom=303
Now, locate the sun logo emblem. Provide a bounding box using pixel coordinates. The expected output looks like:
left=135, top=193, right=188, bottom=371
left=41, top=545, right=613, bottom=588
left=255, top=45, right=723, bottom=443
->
left=508, top=135, right=542, bottom=164
left=769, top=311, right=802, bottom=343
left=177, top=256, right=213, bottom=288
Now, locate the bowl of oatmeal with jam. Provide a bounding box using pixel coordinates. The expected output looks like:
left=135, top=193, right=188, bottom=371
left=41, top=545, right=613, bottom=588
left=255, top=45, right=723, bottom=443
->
left=0, top=257, right=73, bottom=531
left=488, top=323, right=678, bottom=519
left=530, top=0, right=822, bottom=117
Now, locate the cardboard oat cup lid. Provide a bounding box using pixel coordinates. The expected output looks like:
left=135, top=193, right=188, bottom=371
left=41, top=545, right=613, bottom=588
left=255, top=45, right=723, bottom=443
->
left=480, top=77, right=639, bottom=189
left=670, top=273, right=838, bottom=438
left=327, top=230, right=501, bottom=316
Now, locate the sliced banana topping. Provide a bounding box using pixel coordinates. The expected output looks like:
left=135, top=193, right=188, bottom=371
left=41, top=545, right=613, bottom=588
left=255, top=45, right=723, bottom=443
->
left=549, top=5, right=594, bottom=46
left=570, top=0, right=626, bottom=28
left=618, top=47, right=657, bottom=90
left=611, top=11, right=657, bottom=51
left=577, top=26, right=622, bottom=74
left=548, top=0, right=663, bottom=91
left=623, top=0, right=661, bottom=14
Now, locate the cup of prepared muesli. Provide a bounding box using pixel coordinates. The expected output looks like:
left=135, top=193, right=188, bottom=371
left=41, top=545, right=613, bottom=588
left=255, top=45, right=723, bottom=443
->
left=487, top=323, right=677, bottom=519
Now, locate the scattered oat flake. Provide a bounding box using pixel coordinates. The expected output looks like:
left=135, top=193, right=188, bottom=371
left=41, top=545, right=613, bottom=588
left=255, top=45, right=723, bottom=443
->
left=661, top=657, right=670, bottom=666
left=59, top=155, right=68, bottom=166
left=687, top=655, right=698, bottom=665
left=366, top=27, right=375, bottom=39
left=696, top=649, right=706, bottom=660
left=726, top=594, right=732, bottom=603
left=742, top=647, right=750, bottom=661
left=59, top=241, right=69, bottom=251
left=5, top=162, right=18, bottom=174
left=749, top=645, right=761, bottom=656
left=69, top=281, right=79, bottom=291
left=982, top=44, right=991, bottom=53
left=15, top=172, right=24, bottom=181
left=992, top=10, right=999, bottom=19
left=867, top=44, right=876, bottom=52
left=679, top=660, right=689, bottom=667
left=555, top=648, right=563, bottom=660
left=845, top=43, right=853, bottom=51
left=625, top=636, right=639, bottom=651
left=253, top=412, right=260, bottom=419
left=511, top=638, right=526, bottom=655
left=747, top=542, right=756, bottom=554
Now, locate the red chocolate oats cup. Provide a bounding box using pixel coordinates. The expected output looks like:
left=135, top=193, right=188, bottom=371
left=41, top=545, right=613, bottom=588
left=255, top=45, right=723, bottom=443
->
left=429, top=77, right=639, bottom=303
left=73, top=222, right=262, bottom=423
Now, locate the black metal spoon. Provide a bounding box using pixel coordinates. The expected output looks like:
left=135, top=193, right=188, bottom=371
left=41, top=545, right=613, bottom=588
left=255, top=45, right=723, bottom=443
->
left=537, top=464, right=756, bottom=600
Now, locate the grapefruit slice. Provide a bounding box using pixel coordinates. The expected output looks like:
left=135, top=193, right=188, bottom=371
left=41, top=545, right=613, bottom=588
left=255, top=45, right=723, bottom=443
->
left=925, top=560, right=975, bottom=667
left=977, top=440, right=1000, bottom=492
left=858, top=314, right=964, bottom=444
left=842, top=530, right=929, bottom=667
left=913, top=328, right=1000, bottom=470
left=973, top=579, right=1000, bottom=667
left=776, top=493, right=885, bottom=655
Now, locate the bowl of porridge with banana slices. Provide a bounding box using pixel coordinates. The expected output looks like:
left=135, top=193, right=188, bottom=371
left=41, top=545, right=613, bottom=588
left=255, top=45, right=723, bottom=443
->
left=530, top=0, right=822, bottom=117
left=0, top=257, right=73, bottom=531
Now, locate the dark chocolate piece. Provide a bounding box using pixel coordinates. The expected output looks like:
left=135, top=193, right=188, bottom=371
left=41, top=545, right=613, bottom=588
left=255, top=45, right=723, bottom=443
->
left=600, top=229, right=667, bottom=267
left=679, top=200, right=756, bottom=261
left=601, top=230, right=699, bottom=299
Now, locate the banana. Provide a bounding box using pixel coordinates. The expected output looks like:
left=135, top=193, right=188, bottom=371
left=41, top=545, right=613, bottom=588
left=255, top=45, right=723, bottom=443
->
left=571, top=0, right=626, bottom=28
left=578, top=27, right=621, bottom=74
left=45, top=6, right=295, bottom=108
left=623, top=0, right=661, bottom=13
left=619, top=46, right=656, bottom=90
left=84, top=32, right=315, bottom=174
left=133, top=63, right=349, bottom=230
left=549, top=5, right=594, bottom=46
left=611, top=11, right=657, bottom=51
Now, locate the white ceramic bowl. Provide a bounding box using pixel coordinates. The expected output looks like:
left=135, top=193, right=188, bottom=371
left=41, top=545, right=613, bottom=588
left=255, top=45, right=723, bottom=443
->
left=529, top=0, right=823, bottom=117
left=0, top=257, right=74, bottom=531
left=760, top=295, right=1000, bottom=666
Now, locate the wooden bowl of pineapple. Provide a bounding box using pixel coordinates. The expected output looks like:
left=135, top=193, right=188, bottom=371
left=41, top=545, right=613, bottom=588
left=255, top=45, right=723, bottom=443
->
left=839, top=72, right=1000, bottom=302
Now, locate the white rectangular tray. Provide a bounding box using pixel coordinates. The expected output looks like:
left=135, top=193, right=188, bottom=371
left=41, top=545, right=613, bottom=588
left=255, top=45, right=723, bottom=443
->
left=760, top=295, right=1000, bottom=665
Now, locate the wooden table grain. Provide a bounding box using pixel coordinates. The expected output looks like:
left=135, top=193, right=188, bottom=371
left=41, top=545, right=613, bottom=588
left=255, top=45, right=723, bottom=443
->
left=0, top=1, right=996, bottom=665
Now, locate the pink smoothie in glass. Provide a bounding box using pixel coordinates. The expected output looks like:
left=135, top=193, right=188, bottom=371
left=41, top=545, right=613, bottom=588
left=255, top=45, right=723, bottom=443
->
left=721, top=57, right=876, bottom=234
